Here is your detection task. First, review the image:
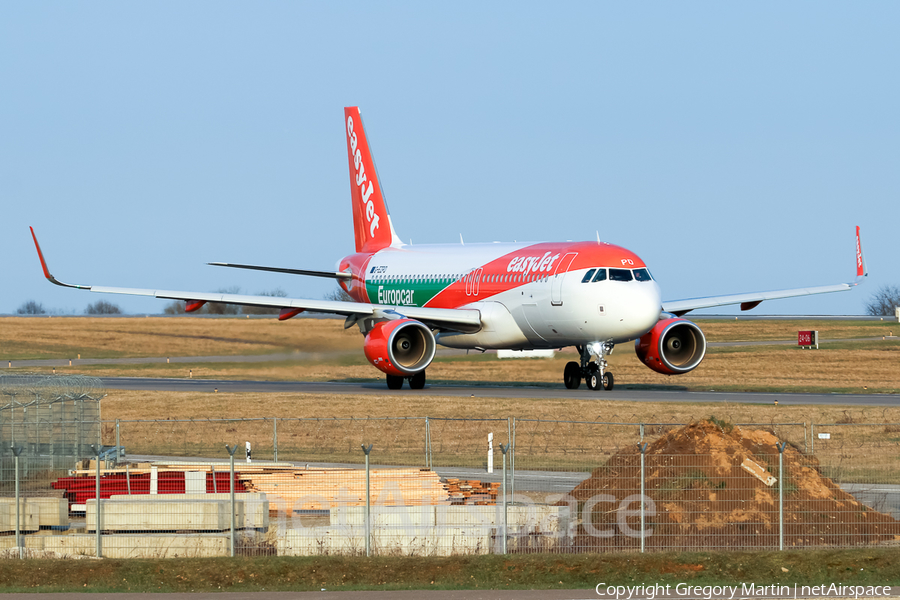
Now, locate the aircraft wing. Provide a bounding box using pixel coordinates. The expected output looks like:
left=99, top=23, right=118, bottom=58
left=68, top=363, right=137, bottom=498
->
left=662, top=226, right=867, bottom=316
left=29, top=228, right=481, bottom=333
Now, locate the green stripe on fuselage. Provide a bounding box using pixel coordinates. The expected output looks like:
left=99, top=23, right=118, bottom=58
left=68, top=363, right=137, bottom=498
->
left=365, top=279, right=448, bottom=307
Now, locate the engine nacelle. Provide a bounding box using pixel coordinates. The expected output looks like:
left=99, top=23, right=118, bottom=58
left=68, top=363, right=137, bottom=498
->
left=635, top=317, right=707, bottom=375
left=363, top=319, right=437, bottom=377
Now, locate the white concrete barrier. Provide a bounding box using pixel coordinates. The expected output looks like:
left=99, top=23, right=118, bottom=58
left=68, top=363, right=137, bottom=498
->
left=0, top=532, right=230, bottom=558
left=497, top=349, right=556, bottom=359
left=107, top=492, right=269, bottom=529
left=88, top=493, right=269, bottom=531
left=0, top=499, right=38, bottom=532
left=276, top=504, right=570, bottom=556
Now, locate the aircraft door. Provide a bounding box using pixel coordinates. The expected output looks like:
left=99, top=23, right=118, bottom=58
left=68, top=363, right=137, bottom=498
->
left=550, top=253, right=578, bottom=306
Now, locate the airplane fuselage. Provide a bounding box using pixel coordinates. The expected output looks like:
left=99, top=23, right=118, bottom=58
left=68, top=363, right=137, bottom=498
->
left=339, top=240, right=663, bottom=350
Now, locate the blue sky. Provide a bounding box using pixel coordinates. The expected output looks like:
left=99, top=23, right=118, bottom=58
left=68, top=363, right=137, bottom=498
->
left=2, top=2, right=897, bottom=316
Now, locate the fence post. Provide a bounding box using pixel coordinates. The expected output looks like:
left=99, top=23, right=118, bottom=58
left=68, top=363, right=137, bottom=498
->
left=500, top=443, right=509, bottom=555
left=115, top=419, right=120, bottom=463
left=424, top=417, right=430, bottom=469
left=810, top=423, right=815, bottom=454
left=487, top=433, right=494, bottom=473
left=362, top=444, right=373, bottom=557
left=639, top=443, right=648, bottom=553
left=777, top=442, right=787, bottom=551
left=90, top=444, right=102, bottom=558
left=11, top=445, right=23, bottom=559
left=510, top=417, right=516, bottom=504
left=225, top=444, right=239, bottom=557
left=273, top=418, right=278, bottom=462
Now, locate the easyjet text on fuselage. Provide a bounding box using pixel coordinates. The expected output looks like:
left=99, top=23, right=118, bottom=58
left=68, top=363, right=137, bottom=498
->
left=507, top=251, right=560, bottom=274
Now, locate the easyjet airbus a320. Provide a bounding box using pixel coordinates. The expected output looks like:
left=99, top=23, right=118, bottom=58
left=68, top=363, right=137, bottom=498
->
left=31, top=107, right=868, bottom=391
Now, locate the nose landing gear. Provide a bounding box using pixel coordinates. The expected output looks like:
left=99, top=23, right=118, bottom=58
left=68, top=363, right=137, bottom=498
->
left=386, top=370, right=427, bottom=390
left=563, top=343, right=615, bottom=391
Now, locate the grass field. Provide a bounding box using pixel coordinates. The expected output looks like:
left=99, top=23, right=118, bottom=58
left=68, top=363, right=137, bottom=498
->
left=4, top=316, right=899, bottom=466
left=99, top=390, right=900, bottom=478
left=3, top=316, right=899, bottom=394
left=0, top=549, right=898, bottom=592
left=0, top=316, right=360, bottom=359
left=2, top=317, right=899, bottom=590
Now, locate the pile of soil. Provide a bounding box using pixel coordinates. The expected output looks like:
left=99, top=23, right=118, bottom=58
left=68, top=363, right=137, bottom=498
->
left=559, top=420, right=900, bottom=551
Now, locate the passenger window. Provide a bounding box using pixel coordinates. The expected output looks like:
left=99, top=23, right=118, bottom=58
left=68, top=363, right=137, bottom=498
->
left=592, top=269, right=607, bottom=282
left=581, top=269, right=596, bottom=283
left=609, top=268, right=633, bottom=282
left=633, top=268, right=652, bottom=282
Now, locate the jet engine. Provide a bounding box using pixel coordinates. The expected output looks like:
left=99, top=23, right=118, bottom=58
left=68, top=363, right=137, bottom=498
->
left=363, top=318, right=437, bottom=377
left=634, top=317, right=707, bottom=375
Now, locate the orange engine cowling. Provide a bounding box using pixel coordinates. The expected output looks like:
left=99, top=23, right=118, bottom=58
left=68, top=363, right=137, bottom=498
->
left=635, top=317, right=707, bottom=375
left=363, top=319, right=437, bottom=377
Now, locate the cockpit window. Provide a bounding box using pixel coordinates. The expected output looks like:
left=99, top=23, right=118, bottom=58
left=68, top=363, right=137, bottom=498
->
left=581, top=269, right=596, bottom=283
left=609, top=268, right=633, bottom=282
left=633, top=268, right=652, bottom=282
left=592, top=268, right=607, bottom=282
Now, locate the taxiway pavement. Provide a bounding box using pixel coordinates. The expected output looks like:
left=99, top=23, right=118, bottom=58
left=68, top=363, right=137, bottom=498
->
left=97, top=377, right=897, bottom=406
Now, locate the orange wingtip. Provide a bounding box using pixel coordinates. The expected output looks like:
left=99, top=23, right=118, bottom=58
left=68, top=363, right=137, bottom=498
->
left=29, top=226, right=53, bottom=280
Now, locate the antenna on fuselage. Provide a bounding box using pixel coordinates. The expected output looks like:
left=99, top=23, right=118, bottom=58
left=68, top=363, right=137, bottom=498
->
left=459, top=234, right=464, bottom=245
left=596, top=231, right=601, bottom=244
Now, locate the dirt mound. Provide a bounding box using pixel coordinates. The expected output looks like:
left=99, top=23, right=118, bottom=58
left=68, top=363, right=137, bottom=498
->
left=560, top=420, right=900, bottom=551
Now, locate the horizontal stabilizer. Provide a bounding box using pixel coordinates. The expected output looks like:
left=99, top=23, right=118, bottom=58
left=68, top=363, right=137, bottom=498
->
left=208, top=262, right=352, bottom=280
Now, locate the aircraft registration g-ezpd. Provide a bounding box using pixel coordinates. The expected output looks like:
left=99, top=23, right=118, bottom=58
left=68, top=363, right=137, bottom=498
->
left=31, top=107, right=868, bottom=391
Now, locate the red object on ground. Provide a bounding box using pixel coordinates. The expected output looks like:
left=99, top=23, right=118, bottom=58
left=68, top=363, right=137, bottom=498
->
left=51, top=470, right=246, bottom=508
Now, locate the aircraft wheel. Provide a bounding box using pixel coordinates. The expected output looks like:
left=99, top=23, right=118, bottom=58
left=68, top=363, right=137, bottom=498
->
left=386, top=374, right=404, bottom=390
left=563, top=362, right=581, bottom=389
left=603, top=372, right=614, bottom=391
left=586, top=368, right=601, bottom=391
left=409, top=370, right=426, bottom=390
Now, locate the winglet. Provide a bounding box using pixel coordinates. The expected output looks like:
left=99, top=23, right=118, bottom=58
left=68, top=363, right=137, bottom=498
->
left=854, top=225, right=867, bottom=284
left=29, top=227, right=87, bottom=289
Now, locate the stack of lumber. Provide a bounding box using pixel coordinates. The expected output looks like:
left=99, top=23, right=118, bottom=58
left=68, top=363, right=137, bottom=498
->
left=443, top=479, right=500, bottom=505
left=54, top=461, right=501, bottom=511
left=241, top=468, right=452, bottom=512
left=54, top=461, right=288, bottom=508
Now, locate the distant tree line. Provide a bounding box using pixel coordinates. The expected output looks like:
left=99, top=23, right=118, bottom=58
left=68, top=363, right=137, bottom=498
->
left=16, top=299, right=124, bottom=315
left=85, top=300, right=121, bottom=315
left=16, top=300, right=46, bottom=315
left=865, top=285, right=900, bottom=316
left=163, top=287, right=291, bottom=315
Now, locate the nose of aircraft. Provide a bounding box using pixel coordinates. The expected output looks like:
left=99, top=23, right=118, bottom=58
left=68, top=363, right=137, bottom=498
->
left=609, top=281, right=662, bottom=341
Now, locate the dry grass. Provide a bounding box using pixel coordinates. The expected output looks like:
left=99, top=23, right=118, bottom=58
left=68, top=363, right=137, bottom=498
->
left=1, top=318, right=894, bottom=485
left=102, top=389, right=900, bottom=423
left=0, top=316, right=359, bottom=359
left=697, top=319, right=898, bottom=342
left=99, top=390, right=900, bottom=476
left=33, top=340, right=900, bottom=395
left=2, top=316, right=896, bottom=360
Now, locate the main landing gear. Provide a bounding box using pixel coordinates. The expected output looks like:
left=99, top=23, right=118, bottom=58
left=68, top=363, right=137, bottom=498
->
left=386, top=370, right=427, bottom=390
left=564, top=343, right=615, bottom=391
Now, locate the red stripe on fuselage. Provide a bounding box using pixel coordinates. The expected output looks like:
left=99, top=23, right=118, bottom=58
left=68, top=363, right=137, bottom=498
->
left=424, top=242, right=646, bottom=309
left=340, top=252, right=376, bottom=303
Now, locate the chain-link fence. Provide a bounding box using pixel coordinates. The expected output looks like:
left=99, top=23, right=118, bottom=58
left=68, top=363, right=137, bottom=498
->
left=1, top=417, right=897, bottom=558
